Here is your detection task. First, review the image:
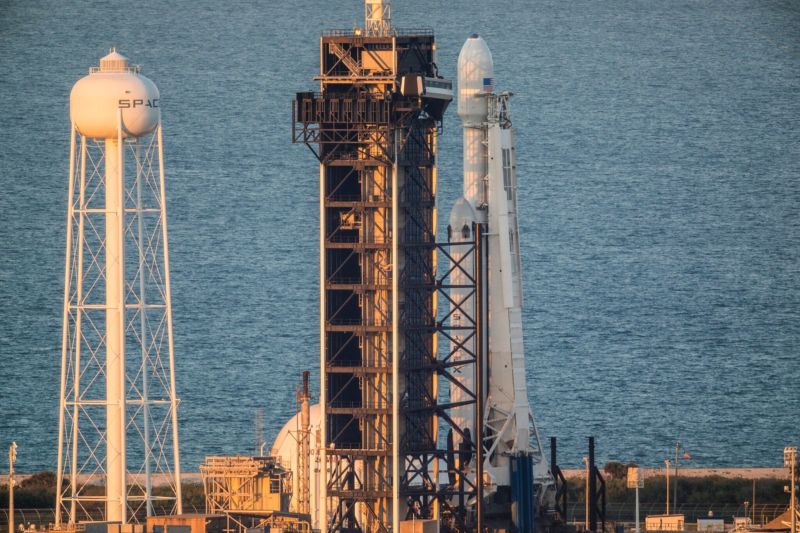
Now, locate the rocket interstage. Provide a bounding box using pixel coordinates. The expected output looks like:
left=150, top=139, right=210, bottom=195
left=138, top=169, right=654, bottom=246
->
left=450, top=35, right=550, bottom=494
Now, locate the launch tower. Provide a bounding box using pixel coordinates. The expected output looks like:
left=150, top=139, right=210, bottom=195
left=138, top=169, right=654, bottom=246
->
left=292, top=2, right=452, bottom=531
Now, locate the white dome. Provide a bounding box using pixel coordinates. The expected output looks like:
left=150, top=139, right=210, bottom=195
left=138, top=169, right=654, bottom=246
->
left=70, top=49, right=160, bottom=139
left=449, top=196, right=478, bottom=242
left=457, top=34, right=494, bottom=125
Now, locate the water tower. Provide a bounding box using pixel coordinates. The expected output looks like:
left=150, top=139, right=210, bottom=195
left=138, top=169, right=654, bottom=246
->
left=55, top=49, right=182, bottom=526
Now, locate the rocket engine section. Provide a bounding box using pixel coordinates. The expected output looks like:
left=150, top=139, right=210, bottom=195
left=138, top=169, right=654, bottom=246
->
left=449, top=34, right=550, bottom=512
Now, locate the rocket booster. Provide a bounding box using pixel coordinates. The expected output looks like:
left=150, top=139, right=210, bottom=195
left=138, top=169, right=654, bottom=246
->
left=449, top=35, right=548, bottom=488
left=446, top=34, right=492, bottom=475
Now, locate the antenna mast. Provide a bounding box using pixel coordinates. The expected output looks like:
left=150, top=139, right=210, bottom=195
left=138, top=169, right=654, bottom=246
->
left=364, top=0, right=391, bottom=35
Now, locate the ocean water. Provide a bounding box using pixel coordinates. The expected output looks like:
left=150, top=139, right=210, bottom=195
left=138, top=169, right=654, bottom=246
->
left=0, top=0, right=798, bottom=472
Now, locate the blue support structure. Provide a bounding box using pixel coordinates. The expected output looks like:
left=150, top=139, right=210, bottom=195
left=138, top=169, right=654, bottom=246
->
left=510, top=453, right=536, bottom=532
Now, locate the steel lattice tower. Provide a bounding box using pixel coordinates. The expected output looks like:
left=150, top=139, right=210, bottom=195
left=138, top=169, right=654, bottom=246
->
left=292, top=7, right=452, bottom=531
left=56, top=50, right=182, bottom=526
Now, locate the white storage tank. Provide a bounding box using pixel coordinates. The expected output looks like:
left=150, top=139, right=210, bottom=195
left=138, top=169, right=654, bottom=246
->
left=70, top=49, right=159, bottom=139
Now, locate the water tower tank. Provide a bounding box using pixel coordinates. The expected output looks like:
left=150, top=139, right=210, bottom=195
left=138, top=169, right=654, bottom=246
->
left=70, top=49, right=160, bottom=139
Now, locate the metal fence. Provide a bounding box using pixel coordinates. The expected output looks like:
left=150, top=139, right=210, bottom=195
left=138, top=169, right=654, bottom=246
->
left=0, top=509, right=60, bottom=532
left=0, top=506, right=207, bottom=533
left=0, top=503, right=790, bottom=533
left=565, top=502, right=789, bottom=526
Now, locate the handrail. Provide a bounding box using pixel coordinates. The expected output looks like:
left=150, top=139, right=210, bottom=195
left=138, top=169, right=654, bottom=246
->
left=322, top=28, right=433, bottom=37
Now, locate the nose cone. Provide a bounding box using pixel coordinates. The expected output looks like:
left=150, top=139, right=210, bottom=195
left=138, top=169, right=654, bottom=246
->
left=448, top=196, right=478, bottom=242
left=457, top=34, right=494, bottom=124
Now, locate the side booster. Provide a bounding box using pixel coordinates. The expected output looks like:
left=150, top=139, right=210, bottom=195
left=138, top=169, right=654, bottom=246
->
left=448, top=34, right=550, bottom=507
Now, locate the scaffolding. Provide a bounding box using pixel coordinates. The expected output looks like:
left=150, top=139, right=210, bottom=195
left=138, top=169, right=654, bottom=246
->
left=435, top=228, right=485, bottom=532
left=200, top=456, right=291, bottom=514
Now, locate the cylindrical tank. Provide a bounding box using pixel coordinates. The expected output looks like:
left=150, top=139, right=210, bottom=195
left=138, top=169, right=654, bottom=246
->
left=457, top=35, right=493, bottom=212
left=70, top=49, right=160, bottom=139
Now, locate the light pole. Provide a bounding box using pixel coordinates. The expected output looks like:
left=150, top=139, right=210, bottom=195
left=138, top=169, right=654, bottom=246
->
left=8, top=442, right=17, bottom=533
left=665, top=459, right=671, bottom=515
left=628, top=466, right=644, bottom=533
left=785, top=447, right=797, bottom=533
left=583, top=456, right=590, bottom=530
left=674, top=441, right=681, bottom=511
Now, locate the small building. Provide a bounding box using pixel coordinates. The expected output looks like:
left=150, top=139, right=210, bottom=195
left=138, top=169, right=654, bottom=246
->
left=646, top=514, right=685, bottom=532
left=200, top=456, right=291, bottom=514
left=399, top=520, right=438, bottom=533
left=697, top=518, right=725, bottom=532
left=146, top=512, right=311, bottom=533
left=84, top=523, right=145, bottom=533
left=147, top=514, right=226, bottom=533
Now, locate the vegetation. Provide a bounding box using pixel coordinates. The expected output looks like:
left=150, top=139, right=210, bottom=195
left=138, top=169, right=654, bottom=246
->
left=176, top=482, right=206, bottom=511
left=561, top=463, right=790, bottom=505
left=0, top=472, right=57, bottom=508
left=0, top=473, right=205, bottom=511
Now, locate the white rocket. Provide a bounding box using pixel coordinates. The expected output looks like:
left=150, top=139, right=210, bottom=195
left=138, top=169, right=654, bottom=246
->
left=449, top=34, right=549, bottom=491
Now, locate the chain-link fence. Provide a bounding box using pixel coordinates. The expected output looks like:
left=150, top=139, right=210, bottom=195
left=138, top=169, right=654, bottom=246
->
left=0, top=509, right=65, bottom=533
